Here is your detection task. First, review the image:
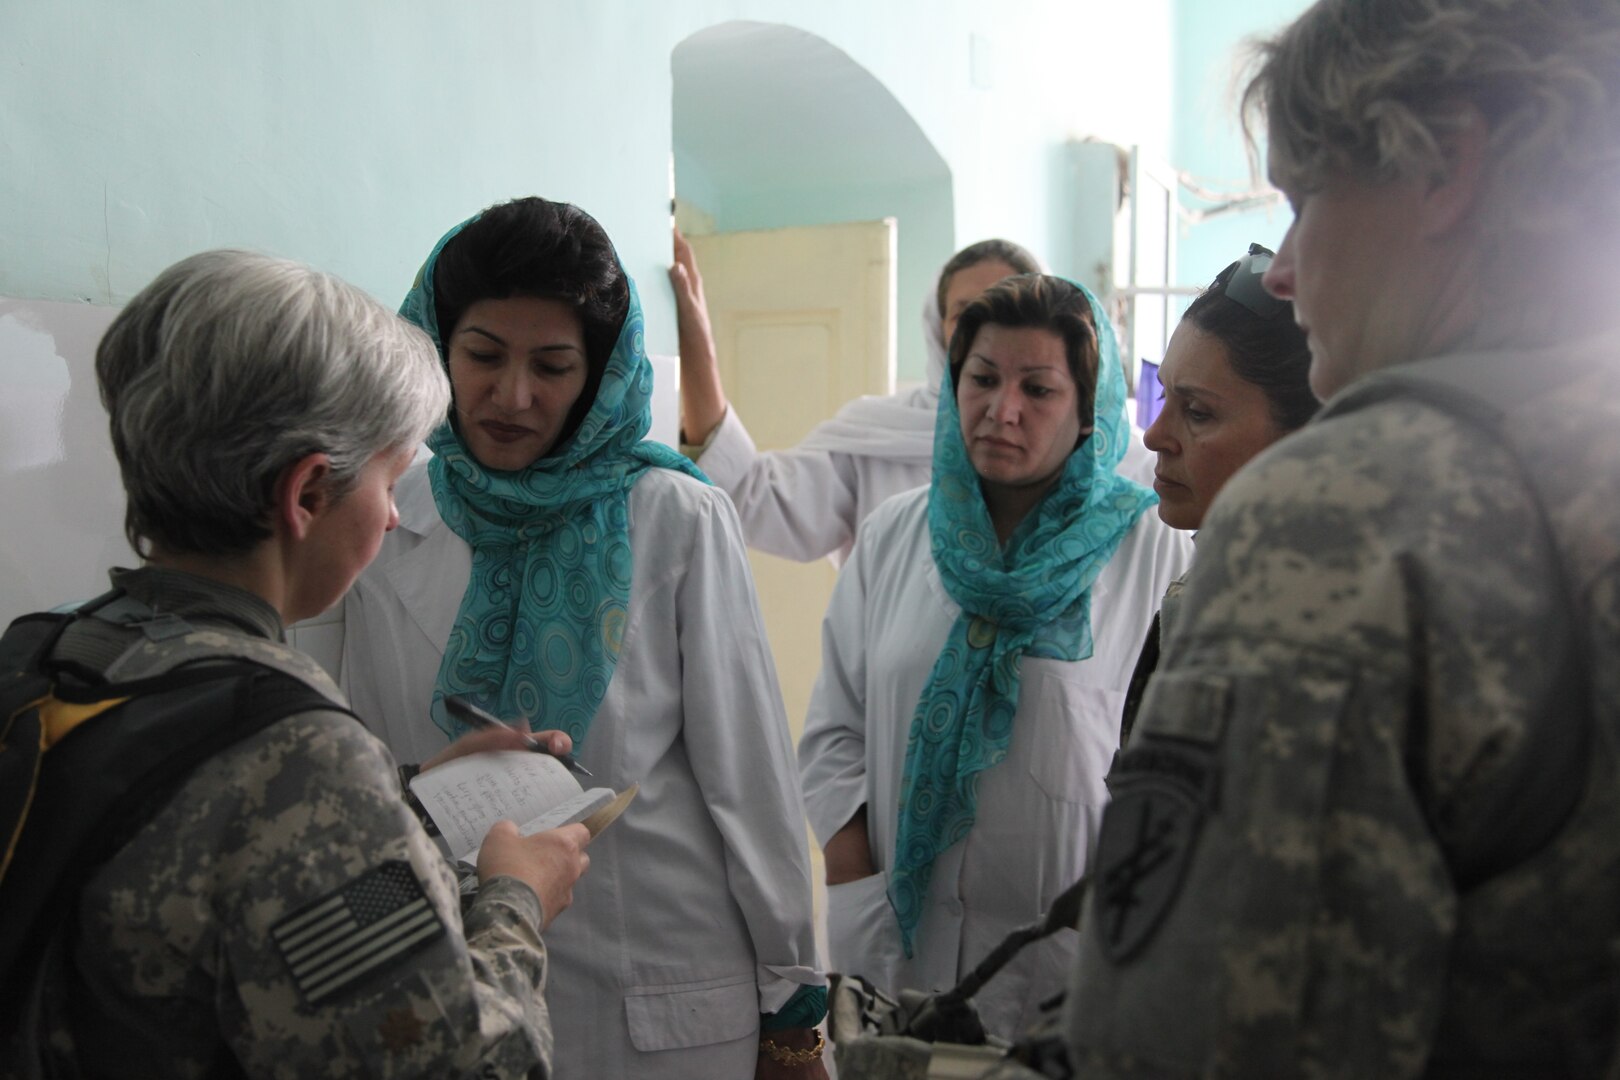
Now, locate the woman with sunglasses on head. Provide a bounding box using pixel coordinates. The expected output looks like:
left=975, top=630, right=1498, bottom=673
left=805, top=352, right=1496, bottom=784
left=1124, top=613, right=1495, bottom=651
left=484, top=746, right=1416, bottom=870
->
left=1120, top=244, right=1318, bottom=741
left=797, top=274, right=1191, bottom=1039
left=340, top=198, right=826, bottom=1079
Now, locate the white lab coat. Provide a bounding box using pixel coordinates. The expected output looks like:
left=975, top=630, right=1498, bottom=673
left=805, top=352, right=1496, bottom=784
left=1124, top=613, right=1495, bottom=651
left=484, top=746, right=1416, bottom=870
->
left=698, top=404, right=1159, bottom=566
left=798, top=487, right=1192, bottom=1038
left=341, top=462, right=822, bottom=1079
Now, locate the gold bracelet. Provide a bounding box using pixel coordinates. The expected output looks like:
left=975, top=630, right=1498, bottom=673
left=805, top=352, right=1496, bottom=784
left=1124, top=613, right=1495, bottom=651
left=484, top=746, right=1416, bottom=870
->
left=759, top=1029, right=825, bottom=1066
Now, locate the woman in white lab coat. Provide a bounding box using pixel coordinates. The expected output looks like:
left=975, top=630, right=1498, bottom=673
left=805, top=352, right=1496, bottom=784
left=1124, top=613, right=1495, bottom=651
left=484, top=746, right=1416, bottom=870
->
left=798, top=274, right=1191, bottom=1039
left=340, top=197, right=827, bottom=1080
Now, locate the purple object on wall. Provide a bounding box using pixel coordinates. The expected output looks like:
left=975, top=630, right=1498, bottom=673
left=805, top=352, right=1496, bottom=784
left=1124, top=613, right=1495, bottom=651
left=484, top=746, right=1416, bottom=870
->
left=1135, top=359, right=1163, bottom=429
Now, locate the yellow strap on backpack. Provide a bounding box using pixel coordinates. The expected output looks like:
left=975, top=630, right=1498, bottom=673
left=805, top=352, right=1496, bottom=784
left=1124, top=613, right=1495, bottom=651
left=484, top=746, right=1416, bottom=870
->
left=0, top=693, right=128, bottom=881
left=41, top=695, right=129, bottom=748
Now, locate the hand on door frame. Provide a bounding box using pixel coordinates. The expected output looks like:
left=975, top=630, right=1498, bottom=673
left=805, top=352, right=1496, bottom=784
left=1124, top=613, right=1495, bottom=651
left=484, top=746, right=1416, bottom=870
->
left=671, top=226, right=729, bottom=445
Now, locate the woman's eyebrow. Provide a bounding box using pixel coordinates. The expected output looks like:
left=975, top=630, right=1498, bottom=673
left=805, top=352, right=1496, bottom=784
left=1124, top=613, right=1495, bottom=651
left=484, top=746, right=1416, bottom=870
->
left=459, top=325, right=506, bottom=346
left=969, top=354, right=1061, bottom=374
left=1166, top=379, right=1223, bottom=401
left=457, top=325, right=583, bottom=356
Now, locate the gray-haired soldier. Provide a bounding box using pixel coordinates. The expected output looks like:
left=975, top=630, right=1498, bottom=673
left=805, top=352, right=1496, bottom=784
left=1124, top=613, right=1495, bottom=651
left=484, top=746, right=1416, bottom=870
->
left=1062, top=0, right=1620, bottom=1076
left=5, top=250, right=589, bottom=1078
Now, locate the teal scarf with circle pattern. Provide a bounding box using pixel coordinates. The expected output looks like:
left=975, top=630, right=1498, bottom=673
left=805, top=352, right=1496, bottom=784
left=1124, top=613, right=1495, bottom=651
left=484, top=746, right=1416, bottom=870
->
left=888, top=278, right=1155, bottom=956
left=399, top=217, right=706, bottom=745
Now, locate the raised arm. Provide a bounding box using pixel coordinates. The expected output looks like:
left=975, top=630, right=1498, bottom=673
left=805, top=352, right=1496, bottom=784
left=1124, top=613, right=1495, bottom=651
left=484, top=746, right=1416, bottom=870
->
left=671, top=225, right=728, bottom=445
left=669, top=226, right=866, bottom=563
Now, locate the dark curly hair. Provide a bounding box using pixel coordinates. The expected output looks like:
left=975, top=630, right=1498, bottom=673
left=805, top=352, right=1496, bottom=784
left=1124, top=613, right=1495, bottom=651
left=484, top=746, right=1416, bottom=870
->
left=1182, top=259, right=1317, bottom=432
left=432, top=196, right=629, bottom=445
left=948, top=274, right=1099, bottom=430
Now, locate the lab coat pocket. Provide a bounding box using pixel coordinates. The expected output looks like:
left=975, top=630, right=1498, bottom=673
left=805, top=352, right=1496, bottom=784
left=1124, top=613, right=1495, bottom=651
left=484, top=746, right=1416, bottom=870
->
left=623, top=973, right=759, bottom=1052
left=825, top=871, right=903, bottom=994
left=1025, top=670, right=1123, bottom=807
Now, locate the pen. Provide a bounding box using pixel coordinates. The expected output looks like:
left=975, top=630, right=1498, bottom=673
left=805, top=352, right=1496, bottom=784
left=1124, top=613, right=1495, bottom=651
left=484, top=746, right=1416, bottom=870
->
left=444, top=694, right=593, bottom=777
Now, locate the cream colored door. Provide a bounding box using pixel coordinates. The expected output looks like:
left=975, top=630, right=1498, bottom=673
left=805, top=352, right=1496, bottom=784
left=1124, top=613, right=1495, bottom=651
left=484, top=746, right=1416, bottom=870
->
left=687, top=220, right=896, bottom=742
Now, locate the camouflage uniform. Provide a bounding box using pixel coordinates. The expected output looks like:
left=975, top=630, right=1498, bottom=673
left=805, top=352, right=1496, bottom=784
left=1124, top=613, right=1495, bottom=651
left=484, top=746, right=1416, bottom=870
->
left=16, top=567, right=556, bottom=1079
left=1121, top=574, right=1189, bottom=746
left=1067, top=334, right=1620, bottom=1077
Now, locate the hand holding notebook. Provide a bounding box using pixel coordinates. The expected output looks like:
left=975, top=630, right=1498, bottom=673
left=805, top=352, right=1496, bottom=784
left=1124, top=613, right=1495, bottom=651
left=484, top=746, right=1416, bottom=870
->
left=410, top=751, right=635, bottom=867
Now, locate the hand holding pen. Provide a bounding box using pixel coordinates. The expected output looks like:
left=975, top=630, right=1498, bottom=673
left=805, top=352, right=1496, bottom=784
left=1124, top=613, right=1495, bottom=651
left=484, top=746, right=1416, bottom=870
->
left=443, top=694, right=593, bottom=777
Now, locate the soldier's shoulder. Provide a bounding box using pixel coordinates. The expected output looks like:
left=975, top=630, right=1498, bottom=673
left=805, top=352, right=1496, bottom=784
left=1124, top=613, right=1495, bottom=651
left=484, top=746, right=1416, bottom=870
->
left=1211, top=391, right=1520, bottom=545
left=175, top=702, right=394, bottom=822
left=1184, top=393, right=1541, bottom=661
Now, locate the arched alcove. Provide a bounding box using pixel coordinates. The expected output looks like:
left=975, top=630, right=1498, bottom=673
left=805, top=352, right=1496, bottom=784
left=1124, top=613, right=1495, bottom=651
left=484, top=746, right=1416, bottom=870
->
left=672, top=20, right=953, bottom=385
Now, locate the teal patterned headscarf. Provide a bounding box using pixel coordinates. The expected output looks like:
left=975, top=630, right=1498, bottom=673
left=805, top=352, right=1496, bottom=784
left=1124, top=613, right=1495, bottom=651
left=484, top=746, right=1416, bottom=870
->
left=888, top=277, right=1155, bottom=956
left=400, top=212, right=706, bottom=746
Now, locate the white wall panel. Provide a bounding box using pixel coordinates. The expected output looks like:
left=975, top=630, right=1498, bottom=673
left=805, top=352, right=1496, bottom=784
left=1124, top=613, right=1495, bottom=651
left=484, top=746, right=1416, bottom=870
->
left=0, top=298, right=131, bottom=625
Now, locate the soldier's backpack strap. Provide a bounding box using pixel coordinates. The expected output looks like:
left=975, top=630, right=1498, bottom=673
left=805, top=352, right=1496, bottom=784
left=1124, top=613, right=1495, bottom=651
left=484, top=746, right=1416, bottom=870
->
left=100, top=605, right=348, bottom=702
left=0, top=609, right=79, bottom=884
left=0, top=593, right=359, bottom=1015
left=1337, top=351, right=1593, bottom=890
left=0, top=588, right=148, bottom=882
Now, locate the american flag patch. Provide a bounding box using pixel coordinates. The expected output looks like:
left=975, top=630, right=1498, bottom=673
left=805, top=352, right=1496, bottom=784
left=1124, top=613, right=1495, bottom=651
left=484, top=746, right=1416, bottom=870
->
left=271, top=860, right=446, bottom=1006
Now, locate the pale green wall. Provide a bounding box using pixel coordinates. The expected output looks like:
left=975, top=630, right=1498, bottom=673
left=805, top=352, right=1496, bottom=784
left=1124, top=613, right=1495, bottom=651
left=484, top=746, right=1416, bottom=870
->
left=1170, top=0, right=1311, bottom=292
left=1, top=0, right=1174, bottom=362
